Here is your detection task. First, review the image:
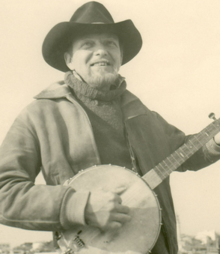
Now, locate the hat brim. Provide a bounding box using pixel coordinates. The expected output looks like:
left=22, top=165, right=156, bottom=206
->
left=42, top=20, right=142, bottom=72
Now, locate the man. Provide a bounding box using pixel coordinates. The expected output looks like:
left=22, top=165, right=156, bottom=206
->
left=0, top=2, right=220, bottom=254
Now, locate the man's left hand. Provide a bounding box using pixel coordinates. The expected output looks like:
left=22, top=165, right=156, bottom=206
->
left=214, top=132, right=220, bottom=145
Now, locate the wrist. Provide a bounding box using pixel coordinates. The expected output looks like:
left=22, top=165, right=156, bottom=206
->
left=60, top=189, right=90, bottom=229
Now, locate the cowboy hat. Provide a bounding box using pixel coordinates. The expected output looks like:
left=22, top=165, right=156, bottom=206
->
left=42, top=1, right=142, bottom=72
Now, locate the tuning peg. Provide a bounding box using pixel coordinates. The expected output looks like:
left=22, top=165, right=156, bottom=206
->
left=209, top=113, right=217, bottom=121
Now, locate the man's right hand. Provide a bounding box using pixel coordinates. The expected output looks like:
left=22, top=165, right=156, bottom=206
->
left=84, top=190, right=131, bottom=232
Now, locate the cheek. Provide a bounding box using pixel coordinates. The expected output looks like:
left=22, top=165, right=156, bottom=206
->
left=71, top=54, right=91, bottom=77
left=72, top=55, right=84, bottom=69
left=114, top=55, right=122, bottom=70
left=73, top=51, right=92, bottom=66
left=112, top=49, right=122, bottom=69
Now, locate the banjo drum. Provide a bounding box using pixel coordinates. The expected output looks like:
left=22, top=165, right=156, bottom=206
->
left=58, top=165, right=161, bottom=254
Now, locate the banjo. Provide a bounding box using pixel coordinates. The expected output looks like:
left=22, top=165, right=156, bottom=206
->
left=57, top=114, right=220, bottom=254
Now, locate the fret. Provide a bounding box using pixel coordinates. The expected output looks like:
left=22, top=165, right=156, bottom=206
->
left=202, top=121, right=220, bottom=136
left=176, top=150, right=185, bottom=159
left=160, top=160, right=169, bottom=171
left=166, top=156, right=176, bottom=168
left=193, top=135, right=204, bottom=146
left=165, top=156, right=181, bottom=172
left=157, top=163, right=169, bottom=179
left=156, top=148, right=191, bottom=179
left=170, top=153, right=179, bottom=164
left=177, top=144, right=194, bottom=160
left=163, top=157, right=173, bottom=169
left=177, top=147, right=188, bottom=159
left=197, top=131, right=208, bottom=141
left=143, top=117, right=220, bottom=189
left=166, top=153, right=182, bottom=169
left=154, top=165, right=166, bottom=179
left=204, top=132, right=209, bottom=137
left=182, top=143, right=195, bottom=156
left=179, top=144, right=189, bottom=156
left=188, top=138, right=200, bottom=149
left=198, top=133, right=210, bottom=144
left=156, top=162, right=166, bottom=175
left=173, top=151, right=185, bottom=165
left=205, top=124, right=215, bottom=134
left=160, top=160, right=173, bottom=176
left=197, top=129, right=212, bottom=141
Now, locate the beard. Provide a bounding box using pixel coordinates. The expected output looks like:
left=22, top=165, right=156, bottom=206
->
left=86, top=69, right=119, bottom=91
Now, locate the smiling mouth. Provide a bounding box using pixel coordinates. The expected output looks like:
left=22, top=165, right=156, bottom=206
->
left=91, top=61, right=111, bottom=66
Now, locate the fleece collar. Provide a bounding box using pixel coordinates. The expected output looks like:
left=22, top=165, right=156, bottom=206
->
left=34, top=80, right=149, bottom=120
left=34, top=81, right=71, bottom=99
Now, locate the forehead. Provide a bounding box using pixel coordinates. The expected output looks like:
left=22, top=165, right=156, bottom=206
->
left=73, top=32, right=119, bottom=44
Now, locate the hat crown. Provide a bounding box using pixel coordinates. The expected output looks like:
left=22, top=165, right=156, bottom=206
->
left=70, top=1, right=114, bottom=24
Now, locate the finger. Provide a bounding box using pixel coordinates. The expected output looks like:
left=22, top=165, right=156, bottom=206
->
left=113, top=185, right=128, bottom=195
left=112, top=213, right=131, bottom=223
left=108, top=221, right=122, bottom=230
left=116, top=204, right=130, bottom=214
left=114, top=194, right=122, bottom=204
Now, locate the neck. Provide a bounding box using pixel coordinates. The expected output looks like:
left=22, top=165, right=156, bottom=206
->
left=64, top=71, right=127, bottom=102
left=72, top=70, right=118, bottom=92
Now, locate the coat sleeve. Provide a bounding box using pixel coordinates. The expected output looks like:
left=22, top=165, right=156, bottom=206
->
left=178, top=136, right=220, bottom=172
left=0, top=110, right=89, bottom=231
left=154, top=112, right=220, bottom=172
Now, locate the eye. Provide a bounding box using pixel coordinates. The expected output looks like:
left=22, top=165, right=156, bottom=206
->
left=81, top=40, right=94, bottom=48
left=105, top=40, right=118, bottom=47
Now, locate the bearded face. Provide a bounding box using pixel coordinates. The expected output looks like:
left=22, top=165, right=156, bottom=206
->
left=64, top=32, right=123, bottom=91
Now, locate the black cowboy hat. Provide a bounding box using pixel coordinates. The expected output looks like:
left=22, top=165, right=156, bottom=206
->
left=42, top=1, right=142, bottom=72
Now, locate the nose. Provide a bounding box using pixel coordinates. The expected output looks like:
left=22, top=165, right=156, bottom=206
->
left=94, top=44, right=108, bottom=57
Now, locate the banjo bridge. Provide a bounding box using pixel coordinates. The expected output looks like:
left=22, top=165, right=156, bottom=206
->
left=72, top=231, right=85, bottom=250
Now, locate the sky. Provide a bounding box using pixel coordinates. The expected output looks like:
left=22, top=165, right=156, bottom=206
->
left=0, top=0, right=220, bottom=248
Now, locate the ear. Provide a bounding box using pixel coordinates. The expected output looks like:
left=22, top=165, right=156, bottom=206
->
left=120, top=53, right=123, bottom=64
left=120, top=48, right=123, bottom=64
left=64, top=52, right=74, bottom=70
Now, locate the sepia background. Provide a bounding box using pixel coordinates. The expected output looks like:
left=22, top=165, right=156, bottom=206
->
left=0, top=0, right=220, bottom=247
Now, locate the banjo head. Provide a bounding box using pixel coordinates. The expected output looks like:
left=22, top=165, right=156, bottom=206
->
left=59, top=165, right=161, bottom=254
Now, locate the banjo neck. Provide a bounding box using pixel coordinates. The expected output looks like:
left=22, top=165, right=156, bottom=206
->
left=143, top=117, right=220, bottom=190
